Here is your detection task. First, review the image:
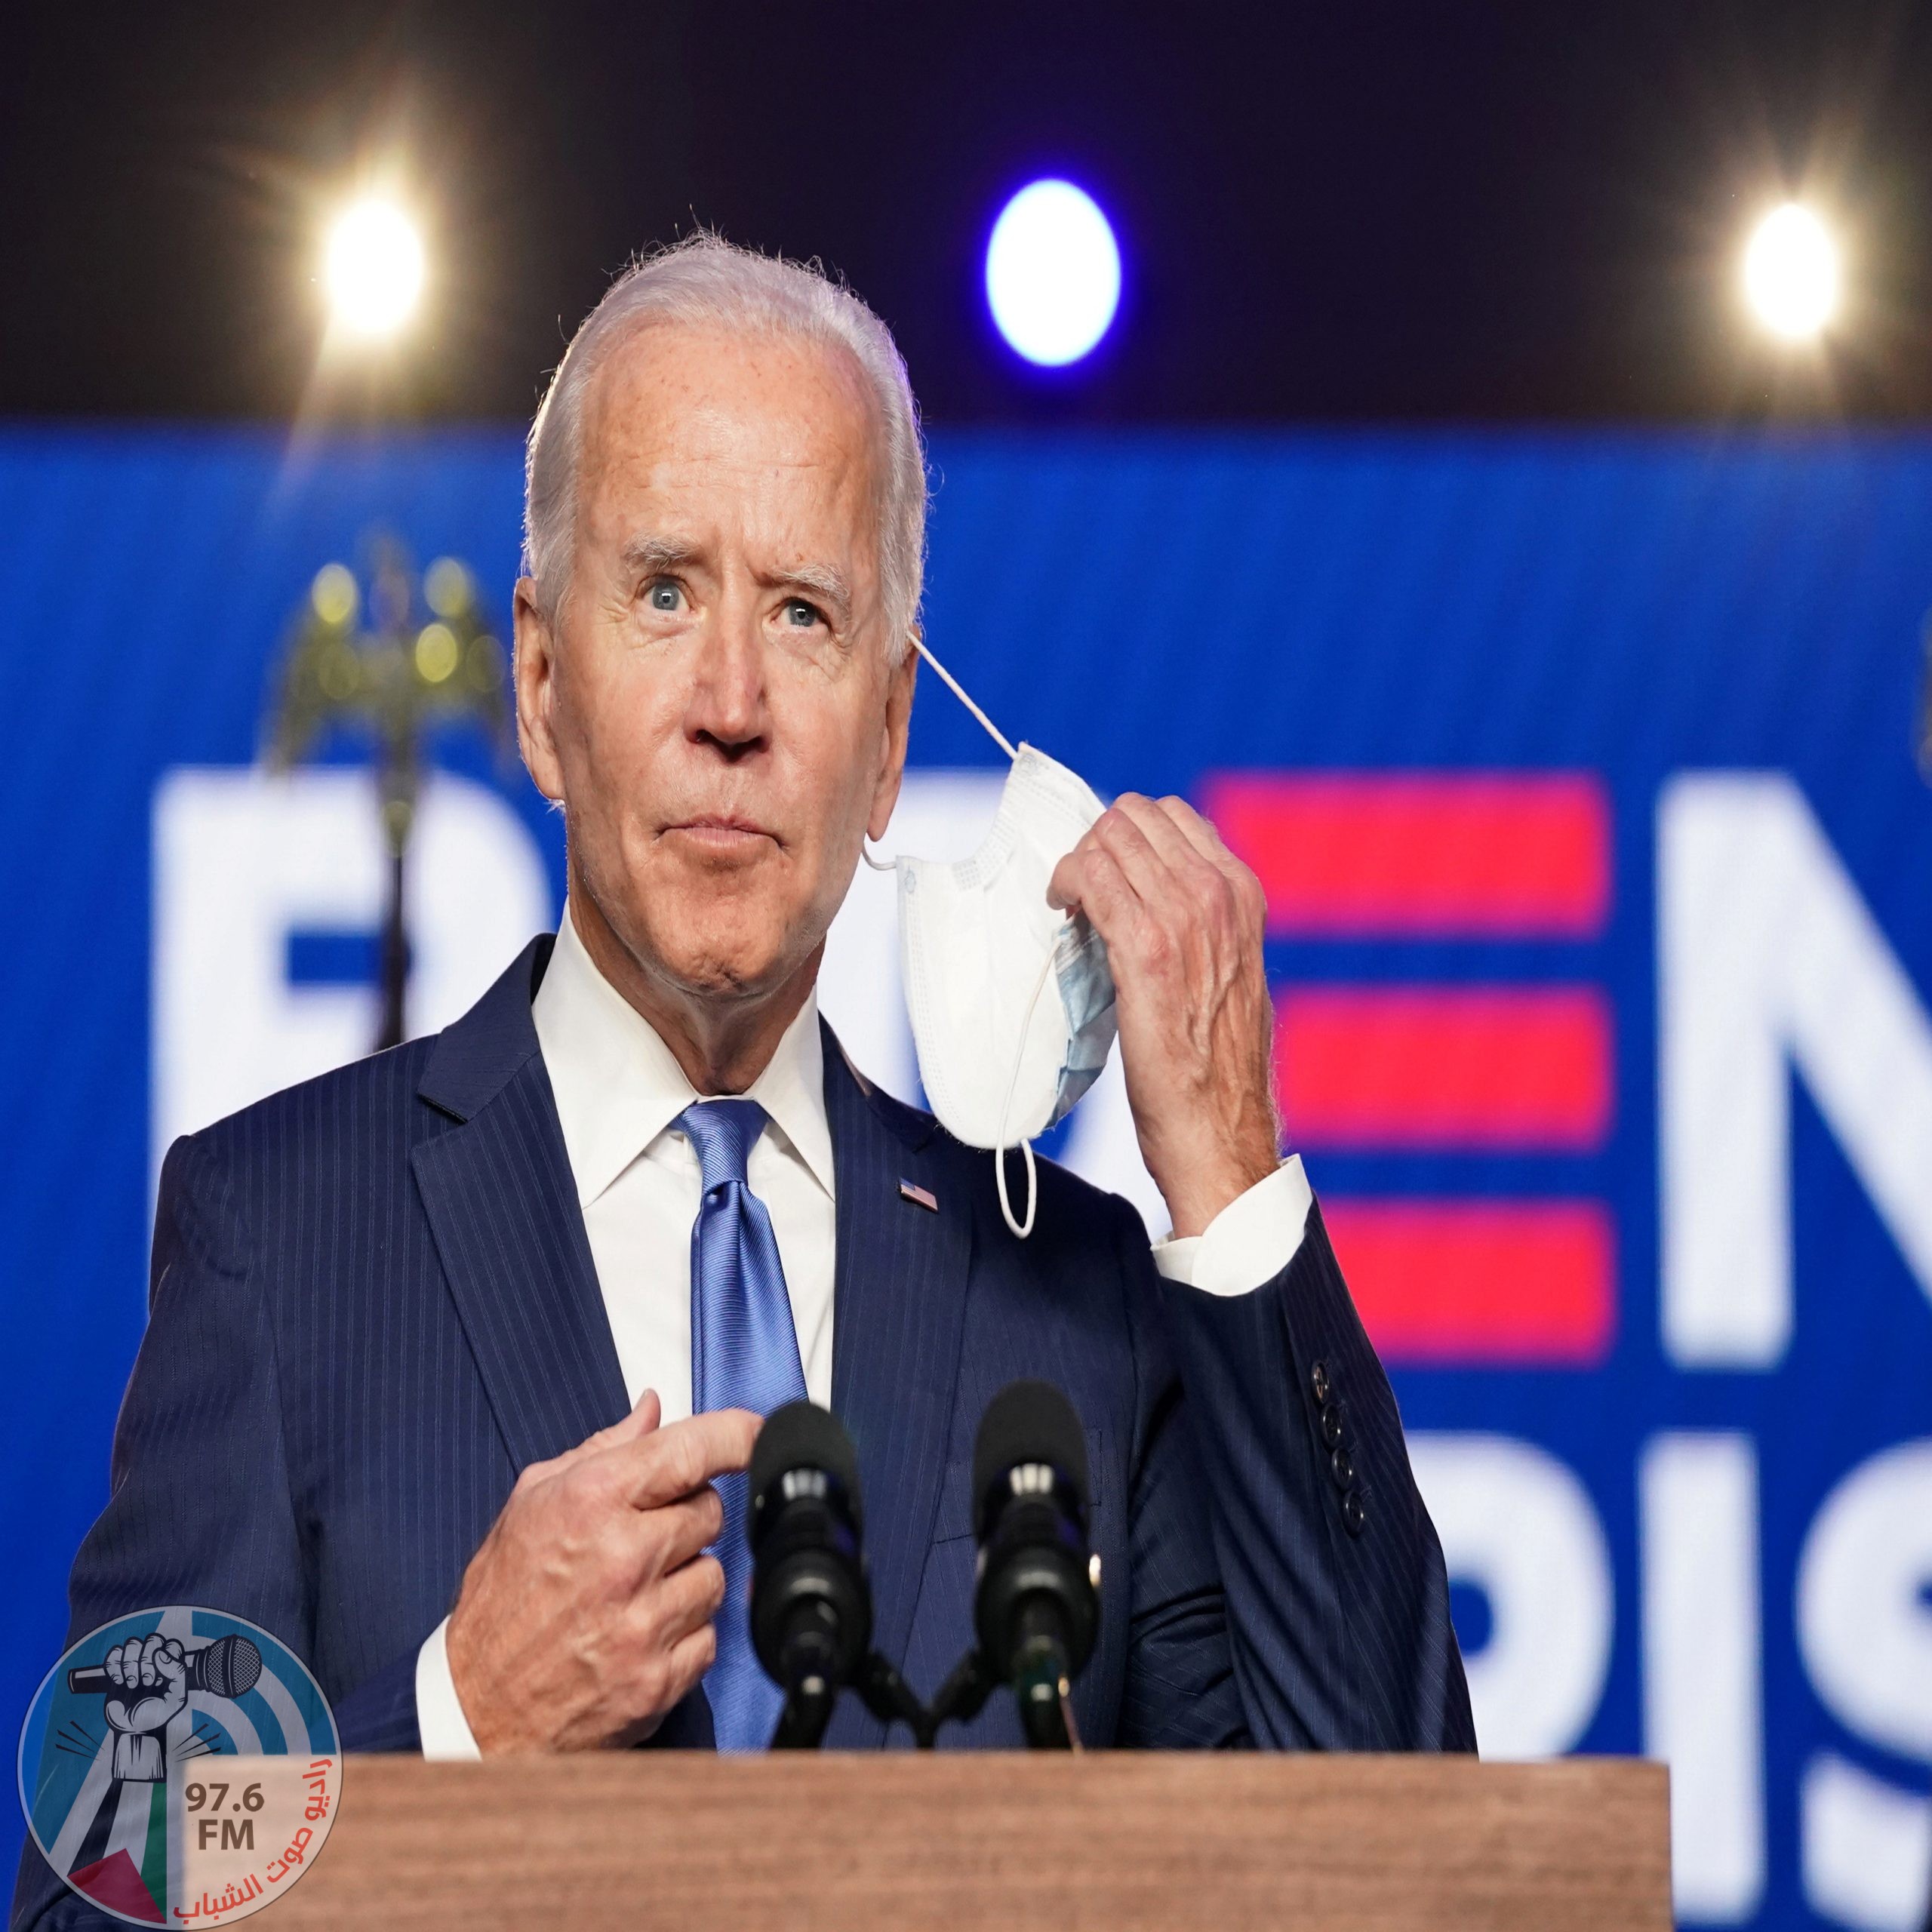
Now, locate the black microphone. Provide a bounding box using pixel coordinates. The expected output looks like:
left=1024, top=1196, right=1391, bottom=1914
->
left=66, top=1635, right=262, bottom=1700
left=971, top=1380, right=1099, bottom=1749
left=748, top=1401, right=874, bottom=1748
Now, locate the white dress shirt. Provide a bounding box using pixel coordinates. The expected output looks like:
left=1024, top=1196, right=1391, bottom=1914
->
left=417, top=900, right=1315, bottom=1755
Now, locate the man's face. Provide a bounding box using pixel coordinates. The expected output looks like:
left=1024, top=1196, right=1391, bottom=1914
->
left=514, top=321, right=915, bottom=1012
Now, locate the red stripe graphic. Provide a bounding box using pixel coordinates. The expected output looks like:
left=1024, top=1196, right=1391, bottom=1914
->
left=1201, top=774, right=1611, bottom=936
left=1321, top=1201, right=1615, bottom=1364
left=1275, top=988, right=1613, bottom=1148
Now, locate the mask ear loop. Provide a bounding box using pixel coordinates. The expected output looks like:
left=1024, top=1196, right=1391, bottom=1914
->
left=911, top=635, right=1020, bottom=762
left=993, top=936, right=1063, bottom=1240
left=865, top=635, right=1020, bottom=875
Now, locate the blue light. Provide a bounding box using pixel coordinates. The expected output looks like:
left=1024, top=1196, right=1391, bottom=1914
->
left=985, top=180, right=1121, bottom=368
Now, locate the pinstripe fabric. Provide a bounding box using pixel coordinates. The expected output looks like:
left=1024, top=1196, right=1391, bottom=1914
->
left=1155, top=1201, right=1478, bottom=1752
left=14, top=934, right=1469, bottom=1929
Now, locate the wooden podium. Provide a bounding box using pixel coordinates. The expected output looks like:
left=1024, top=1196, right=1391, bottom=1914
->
left=275, top=1753, right=1670, bottom=1929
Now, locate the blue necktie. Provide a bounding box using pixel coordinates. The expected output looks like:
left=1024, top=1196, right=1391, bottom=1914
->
left=679, top=1098, right=808, bottom=1751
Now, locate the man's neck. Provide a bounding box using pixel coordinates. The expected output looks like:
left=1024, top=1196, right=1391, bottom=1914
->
left=565, top=884, right=819, bottom=1098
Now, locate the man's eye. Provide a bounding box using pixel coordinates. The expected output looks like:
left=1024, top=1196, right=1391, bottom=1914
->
left=783, top=598, right=822, bottom=629
left=646, top=580, right=684, bottom=612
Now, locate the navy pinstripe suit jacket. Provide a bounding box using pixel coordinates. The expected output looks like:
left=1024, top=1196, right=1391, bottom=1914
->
left=16, top=935, right=1472, bottom=1926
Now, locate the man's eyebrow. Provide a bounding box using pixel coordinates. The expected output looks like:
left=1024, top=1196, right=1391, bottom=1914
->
left=619, top=533, right=701, bottom=576
left=771, top=561, right=852, bottom=615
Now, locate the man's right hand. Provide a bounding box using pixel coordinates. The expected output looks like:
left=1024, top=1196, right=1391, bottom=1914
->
left=444, top=1391, right=761, bottom=1752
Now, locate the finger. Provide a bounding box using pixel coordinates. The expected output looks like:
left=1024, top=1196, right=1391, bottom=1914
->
left=614, top=1407, right=762, bottom=1511
left=1058, top=808, right=1159, bottom=919
left=521, top=1387, right=663, bottom=1493
left=1047, top=838, right=1139, bottom=934
left=633, top=1484, right=728, bottom=1581
left=1128, top=795, right=1248, bottom=897
left=1112, top=792, right=1201, bottom=872
left=1163, top=795, right=1266, bottom=911
left=1104, top=796, right=1228, bottom=915
left=140, top=1634, right=165, bottom=1687
left=572, top=1388, right=668, bottom=1466
left=1045, top=847, right=1084, bottom=915
left=645, top=1552, right=729, bottom=1649
left=1050, top=806, right=1157, bottom=918
left=660, top=1618, right=720, bottom=1710
left=1113, top=795, right=1262, bottom=942
left=106, top=1645, right=125, bottom=1689
left=1164, top=794, right=1233, bottom=865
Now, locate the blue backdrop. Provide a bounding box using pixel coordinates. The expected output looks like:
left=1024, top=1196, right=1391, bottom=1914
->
left=2, top=426, right=1929, bottom=1929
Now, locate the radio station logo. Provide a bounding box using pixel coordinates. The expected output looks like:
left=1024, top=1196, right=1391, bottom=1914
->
left=17, top=1608, right=340, bottom=1926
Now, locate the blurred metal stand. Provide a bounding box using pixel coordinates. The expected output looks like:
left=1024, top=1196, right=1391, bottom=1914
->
left=264, top=540, right=512, bottom=1050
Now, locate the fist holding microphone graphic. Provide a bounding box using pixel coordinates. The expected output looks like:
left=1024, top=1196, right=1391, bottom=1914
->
left=66, top=1632, right=261, bottom=1782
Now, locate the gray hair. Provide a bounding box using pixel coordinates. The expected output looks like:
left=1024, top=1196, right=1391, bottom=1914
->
left=522, top=232, right=927, bottom=660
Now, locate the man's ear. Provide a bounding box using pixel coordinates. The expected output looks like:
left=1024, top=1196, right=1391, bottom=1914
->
left=868, top=641, right=918, bottom=841
left=512, top=577, right=566, bottom=804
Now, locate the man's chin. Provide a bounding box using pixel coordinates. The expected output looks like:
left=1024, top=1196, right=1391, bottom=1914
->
left=632, top=894, right=804, bottom=1004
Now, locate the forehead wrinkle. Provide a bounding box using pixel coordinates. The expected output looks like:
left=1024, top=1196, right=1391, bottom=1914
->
left=581, top=328, right=888, bottom=624
left=590, top=324, right=883, bottom=491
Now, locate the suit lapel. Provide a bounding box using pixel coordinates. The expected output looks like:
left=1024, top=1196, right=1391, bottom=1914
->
left=824, top=1028, right=972, bottom=1687
left=412, top=937, right=631, bottom=1473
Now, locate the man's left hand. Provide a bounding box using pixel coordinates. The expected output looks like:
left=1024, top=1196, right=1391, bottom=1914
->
left=1048, top=793, right=1281, bottom=1238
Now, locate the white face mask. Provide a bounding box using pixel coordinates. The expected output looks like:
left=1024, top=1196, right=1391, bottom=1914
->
left=865, top=639, right=1118, bottom=1238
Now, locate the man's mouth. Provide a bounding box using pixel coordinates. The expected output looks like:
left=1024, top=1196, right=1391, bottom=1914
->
left=663, top=814, right=779, bottom=852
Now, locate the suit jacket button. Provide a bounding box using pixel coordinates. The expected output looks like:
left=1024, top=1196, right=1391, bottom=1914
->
left=1342, top=1489, right=1366, bottom=1537
left=1310, top=1359, right=1331, bottom=1406
left=1321, top=1401, right=1345, bottom=1448
left=1330, top=1444, right=1355, bottom=1491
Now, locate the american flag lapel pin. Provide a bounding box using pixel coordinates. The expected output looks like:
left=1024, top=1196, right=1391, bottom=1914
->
left=898, top=1179, right=939, bottom=1213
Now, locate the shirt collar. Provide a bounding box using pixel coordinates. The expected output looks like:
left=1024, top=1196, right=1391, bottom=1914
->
left=533, top=900, right=835, bottom=1211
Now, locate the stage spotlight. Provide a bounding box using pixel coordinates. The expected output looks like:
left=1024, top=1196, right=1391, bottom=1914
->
left=1743, top=204, right=1838, bottom=341
left=985, top=180, right=1121, bottom=368
left=324, top=198, right=426, bottom=339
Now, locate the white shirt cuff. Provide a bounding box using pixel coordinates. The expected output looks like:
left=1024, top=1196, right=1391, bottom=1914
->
left=416, top=1616, right=482, bottom=1759
left=1150, top=1155, right=1314, bottom=1297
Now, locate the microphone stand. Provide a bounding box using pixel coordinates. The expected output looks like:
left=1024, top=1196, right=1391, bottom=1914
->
left=856, top=1653, right=937, bottom=1747
left=771, top=1652, right=937, bottom=1749
left=770, top=1644, right=1081, bottom=1751
left=1006, top=1601, right=1082, bottom=1750
left=928, top=1650, right=996, bottom=1734
left=1011, top=1654, right=1081, bottom=1752
left=928, top=1636, right=1081, bottom=1751
left=771, top=1672, right=838, bottom=1749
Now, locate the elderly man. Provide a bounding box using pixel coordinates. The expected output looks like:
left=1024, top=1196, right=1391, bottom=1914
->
left=18, top=232, right=1470, bottom=1920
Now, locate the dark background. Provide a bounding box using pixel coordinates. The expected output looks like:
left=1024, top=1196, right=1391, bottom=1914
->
left=3, top=2, right=1931, bottom=423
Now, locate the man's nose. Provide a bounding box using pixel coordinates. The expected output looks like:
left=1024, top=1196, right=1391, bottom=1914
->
left=684, top=604, right=769, bottom=757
